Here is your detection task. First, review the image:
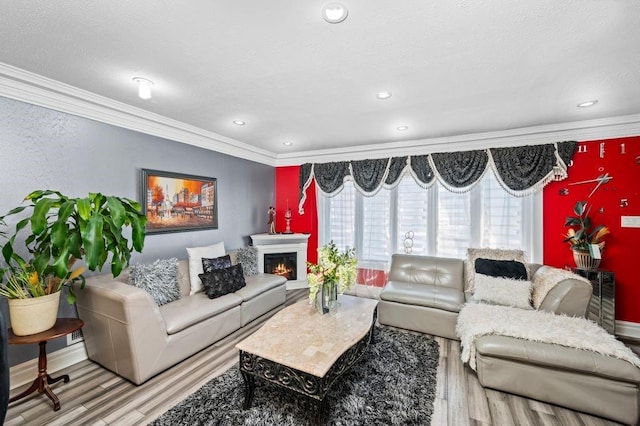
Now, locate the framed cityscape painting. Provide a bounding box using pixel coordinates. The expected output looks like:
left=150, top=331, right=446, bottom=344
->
left=140, top=169, right=218, bottom=234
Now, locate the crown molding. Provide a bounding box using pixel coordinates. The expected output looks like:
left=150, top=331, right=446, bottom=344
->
left=2, top=62, right=639, bottom=169
left=0, top=62, right=277, bottom=166
left=275, top=114, right=640, bottom=166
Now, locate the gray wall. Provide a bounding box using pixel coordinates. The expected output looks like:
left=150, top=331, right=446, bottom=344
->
left=0, top=96, right=275, bottom=366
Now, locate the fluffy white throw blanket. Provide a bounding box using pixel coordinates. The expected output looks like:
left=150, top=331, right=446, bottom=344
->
left=456, top=303, right=640, bottom=371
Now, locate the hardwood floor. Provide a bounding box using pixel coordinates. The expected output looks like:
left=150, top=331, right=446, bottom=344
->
left=5, top=289, right=626, bottom=425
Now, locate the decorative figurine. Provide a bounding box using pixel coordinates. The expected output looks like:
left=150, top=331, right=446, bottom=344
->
left=268, top=206, right=276, bottom=234
left=283, top=208, right=293, bottom=234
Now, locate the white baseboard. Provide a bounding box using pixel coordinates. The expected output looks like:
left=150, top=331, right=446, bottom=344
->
left=10, top=342, right=89, bottom=390
left=616, top=320, right=640, bottom=340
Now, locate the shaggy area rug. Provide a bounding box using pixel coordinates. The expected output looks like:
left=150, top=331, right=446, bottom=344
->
left=152, top=327, right=439, bottom=425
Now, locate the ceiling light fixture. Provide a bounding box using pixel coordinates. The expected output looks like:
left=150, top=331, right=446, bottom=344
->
left=376, top=91, right=392, bottom=100
left=397, top=126, right=409, bottom=131
left=283, top=141, right=293, bottom=146
left=577, top=100, right=598, bottom=108
left=233, top=120, right=246, bottom=126
left=132, top=77, right=154, bottom=100
left=322, top=2, right=348, bottom=24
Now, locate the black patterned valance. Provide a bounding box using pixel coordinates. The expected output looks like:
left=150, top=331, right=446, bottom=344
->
left=432, top=150, right=488, bottom=192
left=351, top=158, right=389, bottom=193
left=298, top=141, right=577, bottom=213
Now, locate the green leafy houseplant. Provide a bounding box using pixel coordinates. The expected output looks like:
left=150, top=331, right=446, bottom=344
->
left=563, top=200, right=609, bottom=252
left=307, top=241, right=357, bottom=305
left=0, top=190, right=147, bottom=303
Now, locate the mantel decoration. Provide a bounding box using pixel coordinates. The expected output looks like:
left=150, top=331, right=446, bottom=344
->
left=0, top=190, right=147, bottom=335
left=564, top=200, right=609, bottom=270
left=307, top=241, right=357, bottom=314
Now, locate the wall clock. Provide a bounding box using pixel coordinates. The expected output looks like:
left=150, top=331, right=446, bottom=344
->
left=568, top=173, right=613, bottom=198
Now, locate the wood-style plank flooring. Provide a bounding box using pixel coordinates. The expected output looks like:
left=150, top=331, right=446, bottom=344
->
left=5, top=289, right=627, bottom=425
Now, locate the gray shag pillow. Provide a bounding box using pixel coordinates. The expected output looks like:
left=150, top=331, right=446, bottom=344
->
left=129, top=258, right=181, bottom=306
left=236, top=247, right=259, bottom=276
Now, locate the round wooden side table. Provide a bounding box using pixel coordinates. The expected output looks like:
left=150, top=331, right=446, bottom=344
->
left=8, top=318, right=84, bottom=411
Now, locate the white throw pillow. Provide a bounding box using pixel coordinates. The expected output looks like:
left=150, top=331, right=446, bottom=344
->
left=187, top=242, right=226, bottom=295
left=465, top=247, right=528, bottom=293
left=473, top=273, right=533, bottom=310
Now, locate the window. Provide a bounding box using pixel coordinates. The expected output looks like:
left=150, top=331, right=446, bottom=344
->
left=318, top=172, right=541, bottom=271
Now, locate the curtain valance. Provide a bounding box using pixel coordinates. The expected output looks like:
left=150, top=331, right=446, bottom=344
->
left=298, top=141, right=577, bottom=214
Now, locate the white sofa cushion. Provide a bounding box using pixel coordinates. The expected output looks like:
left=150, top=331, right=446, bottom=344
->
left=160, top=291, right=242, bottom=335
left=186, top=242, right=225, bottom=295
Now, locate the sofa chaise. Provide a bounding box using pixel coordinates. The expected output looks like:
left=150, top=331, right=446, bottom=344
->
left=76, top=258, right=286, bottom=385
left=378, top=253, right=640, bottom=425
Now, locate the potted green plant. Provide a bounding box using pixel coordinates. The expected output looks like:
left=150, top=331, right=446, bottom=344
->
left=0, top=190, right=147, bottom=335
left=563, top=200, right=609, bottom=270
left=307, top=241, right=357, bottom=314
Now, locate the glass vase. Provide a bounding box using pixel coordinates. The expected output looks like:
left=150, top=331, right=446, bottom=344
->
left=316, top=281, right=339, bottom=315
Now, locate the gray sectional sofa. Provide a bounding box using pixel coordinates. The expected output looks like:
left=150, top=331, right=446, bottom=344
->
left=76, top=259, right=286, bottom=385
left=378, top=253, right=640, bottom=425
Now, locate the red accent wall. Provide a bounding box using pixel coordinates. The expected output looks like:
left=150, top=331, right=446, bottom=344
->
left=276, top=135, right=640, bottom=323
left=543, top=136, right=640, bottom=323
left=274, top=166, right=318, bottom=264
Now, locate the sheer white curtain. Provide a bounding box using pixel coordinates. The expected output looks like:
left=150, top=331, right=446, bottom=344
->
left=318, top=171, right=542, bottom=270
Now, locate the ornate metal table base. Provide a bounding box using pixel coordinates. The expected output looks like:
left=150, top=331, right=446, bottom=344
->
left=239, top=312, right=376, bottom=422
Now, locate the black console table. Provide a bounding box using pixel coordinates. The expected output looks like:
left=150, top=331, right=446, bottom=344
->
left=572, top=268, right=615, bottom=334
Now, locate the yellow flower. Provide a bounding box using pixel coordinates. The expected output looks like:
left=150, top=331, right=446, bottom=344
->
left=28, top=271, right=40, bottom=286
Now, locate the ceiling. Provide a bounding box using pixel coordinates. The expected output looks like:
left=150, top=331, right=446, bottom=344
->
left=1, top=1, right=640, bottom=165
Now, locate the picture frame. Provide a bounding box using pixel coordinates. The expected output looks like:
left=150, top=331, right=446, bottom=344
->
left=140, top=169, right=218, bottom=234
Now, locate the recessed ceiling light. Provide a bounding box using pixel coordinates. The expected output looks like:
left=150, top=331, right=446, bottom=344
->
left=283, top=141, right=293, bottom=146
left=577, top=100, right=598, bottom=108
left=233, top=120, right=246, bottom=126
left=132, top=77, right=154, bottom=100
left=322, top=2, right=348, bottom=24
left=397, top=126, right=409, bottom=131
left=376, top=91, right=392, bottom=100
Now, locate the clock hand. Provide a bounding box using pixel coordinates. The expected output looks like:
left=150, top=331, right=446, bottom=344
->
left=569, top=177, right=601, bottom=185
left=588, top=180, right=603, bottom=198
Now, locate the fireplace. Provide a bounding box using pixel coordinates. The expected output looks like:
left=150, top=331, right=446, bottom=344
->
left=250, top=233, right=310, bottom=290
left=264, top=252, right=297, bottom=280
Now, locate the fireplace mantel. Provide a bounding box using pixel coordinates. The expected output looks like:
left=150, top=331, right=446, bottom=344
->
left=250, top=233, right=310, bottom=290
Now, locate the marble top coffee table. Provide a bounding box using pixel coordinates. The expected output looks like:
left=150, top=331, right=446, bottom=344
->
left=236, top=294, right=378, bottom=421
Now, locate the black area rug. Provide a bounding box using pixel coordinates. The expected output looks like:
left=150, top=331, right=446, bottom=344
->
left=152, top=327, right=439, bottom=426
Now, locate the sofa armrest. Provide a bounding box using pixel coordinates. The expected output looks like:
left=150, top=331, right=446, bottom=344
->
left=74, top=274, right=169, bottom=384
left=538, top=278, right=592, bottom=317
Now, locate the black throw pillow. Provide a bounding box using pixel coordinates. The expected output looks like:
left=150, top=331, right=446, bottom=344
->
left=202, top=254, right=232, bottom=273
left=199, top=264, right=246, bottom=299
left=474, top=258, right=527, bottom=280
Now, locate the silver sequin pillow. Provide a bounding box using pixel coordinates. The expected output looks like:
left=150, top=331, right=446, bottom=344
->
left=236, top=247, right=259, bottom=276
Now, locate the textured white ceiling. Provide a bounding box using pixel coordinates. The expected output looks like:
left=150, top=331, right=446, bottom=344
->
left=1, top=1, right=639, bottom=157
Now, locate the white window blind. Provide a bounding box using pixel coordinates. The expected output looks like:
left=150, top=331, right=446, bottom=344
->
left=318, top=172, right=541, bottom=267
left=396, top=176, right=430, bottom=255
left=360, top=189, right=392, bottom=262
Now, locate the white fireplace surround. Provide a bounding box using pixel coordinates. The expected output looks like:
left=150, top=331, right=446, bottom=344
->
left=250, top=233, right=310, bottom=290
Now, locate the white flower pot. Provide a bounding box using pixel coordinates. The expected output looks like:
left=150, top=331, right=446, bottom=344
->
left=572, top=249, right=601, bottom=271
left=8, top=292, right=60, bottom=336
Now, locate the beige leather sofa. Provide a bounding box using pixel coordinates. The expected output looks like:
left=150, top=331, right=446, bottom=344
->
left=76, top=259, right=286, bottom=385
left=378, top=254, right=640, bottom=425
